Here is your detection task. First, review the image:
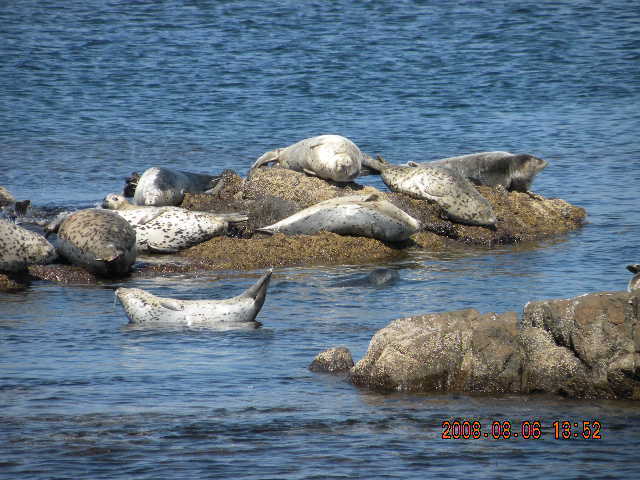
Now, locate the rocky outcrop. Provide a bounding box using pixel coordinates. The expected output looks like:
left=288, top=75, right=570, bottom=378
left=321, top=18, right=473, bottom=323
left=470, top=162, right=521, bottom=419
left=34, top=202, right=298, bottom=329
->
left=309, top=347, right=354, bottom=373
left=346, top=291, right=640, bottom=400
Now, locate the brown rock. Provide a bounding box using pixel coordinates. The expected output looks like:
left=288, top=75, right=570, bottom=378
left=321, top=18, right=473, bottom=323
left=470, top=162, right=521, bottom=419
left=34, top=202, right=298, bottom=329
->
left=309, top=347, right=354, bottom=373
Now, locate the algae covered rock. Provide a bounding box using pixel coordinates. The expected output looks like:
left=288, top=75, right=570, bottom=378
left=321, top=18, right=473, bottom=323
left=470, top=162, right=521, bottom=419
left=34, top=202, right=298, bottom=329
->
left=309, top=347, right=355, bottom=373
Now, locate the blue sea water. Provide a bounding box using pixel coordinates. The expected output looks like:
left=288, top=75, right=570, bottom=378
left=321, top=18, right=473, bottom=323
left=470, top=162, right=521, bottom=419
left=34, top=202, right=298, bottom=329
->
left=1, top=1, right=640, bottom=478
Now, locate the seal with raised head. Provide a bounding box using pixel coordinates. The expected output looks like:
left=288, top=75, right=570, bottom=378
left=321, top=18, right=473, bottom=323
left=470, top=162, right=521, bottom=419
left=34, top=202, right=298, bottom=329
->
left=109, top=206, right=248, bottom=253
left=257, top=194, right=420, bottom=242
left=0, top=218, right=58, bottom=272
left=116, top=270, right=272, bottom=328
left=250, top=134, right=364, bottom=183
left=626, top=264, right=640, bottom=292
left=366, top=156, right=497, bottom=227
left=47, top=209, right=136, bottom=276
left=102, top=193, right=142, bottom=210
left=413, top=151, right=549, bottom=192
left=134, top=167, right=221, bottom=206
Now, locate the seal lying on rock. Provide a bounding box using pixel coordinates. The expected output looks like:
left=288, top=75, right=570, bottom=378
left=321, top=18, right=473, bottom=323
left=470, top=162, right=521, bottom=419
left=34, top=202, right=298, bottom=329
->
left=626, top=264, right=640, bottom=292
left=411, top=151, right=549, bottom=192
left=250, top=135, right=365, bottom=183
left=257, top=194, right=420, bottom=243
left=46, top=209, right=136, bottom=276
left=0, top=218, right=58, bottom=272
left=366, top=156, right=497, bottom=227
left=112, top=206, right=248, bottom=253
left=134, top=167, right=221, bottom=206
left=116, top=270, right=272, bottom=328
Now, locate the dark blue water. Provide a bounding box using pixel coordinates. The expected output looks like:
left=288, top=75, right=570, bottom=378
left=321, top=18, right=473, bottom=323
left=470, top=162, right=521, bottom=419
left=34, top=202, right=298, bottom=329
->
left=2, top=1, right=640, bottom=478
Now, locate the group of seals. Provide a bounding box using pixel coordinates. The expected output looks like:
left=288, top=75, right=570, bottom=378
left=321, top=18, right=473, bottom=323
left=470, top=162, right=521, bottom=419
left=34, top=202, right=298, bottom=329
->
left=116, top=270, right=272, bottom=328
left=250, top=135, right=365, bottom=183
left=257, top=194, right=420, bottom=242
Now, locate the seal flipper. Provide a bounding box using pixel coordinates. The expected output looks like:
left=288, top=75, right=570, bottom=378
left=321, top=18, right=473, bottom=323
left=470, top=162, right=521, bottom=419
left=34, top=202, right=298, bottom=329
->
left=239, top=270, right=272, bottom=314
left=147, top=243, right=180, bottom=254
left=250, top=149, right=281, bottom=171
left=302, top=168, right=319, bottom=177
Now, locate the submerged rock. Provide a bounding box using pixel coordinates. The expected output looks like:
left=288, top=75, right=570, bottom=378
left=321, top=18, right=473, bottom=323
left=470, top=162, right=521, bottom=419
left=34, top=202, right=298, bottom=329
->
left=347, top=291, right=640, bottom=400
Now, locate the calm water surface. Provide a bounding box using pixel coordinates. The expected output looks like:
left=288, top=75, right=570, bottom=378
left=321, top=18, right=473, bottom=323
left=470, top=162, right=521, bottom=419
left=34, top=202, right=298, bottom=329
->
left=1, top=1, right=640, bottom=478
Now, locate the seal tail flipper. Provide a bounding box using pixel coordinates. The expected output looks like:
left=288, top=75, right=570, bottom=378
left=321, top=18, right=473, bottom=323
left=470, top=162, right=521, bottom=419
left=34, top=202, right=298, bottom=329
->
left=214, top=213, right=248, bottom=223
left=250, top=150, right=281, bottom=171
left=240, top=270, right=273, bottom=311
left=255, top=226, right=276, bottom=235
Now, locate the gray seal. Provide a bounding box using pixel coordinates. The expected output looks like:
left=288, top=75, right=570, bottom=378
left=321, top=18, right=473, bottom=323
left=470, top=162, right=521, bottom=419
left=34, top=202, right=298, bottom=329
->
left=332, top=268, right=400, bottom=287
left=414, top=151, right=548, bottom=192
left=250, top=135, right=364, bottom=183
left=367, top=156, right=497, bottom=227
left=47, top=209, right=136, bottom=276
left=116, top=270, right=272, bottom=328
left=110, top=206, right=248, bottom=253
left=0, top=218, right=58, bottom=272
left=627, top=264, right=640, bottom=292
left=257, top=194, right=420, bottom=242
left=134, top=167, right=221, bottom=206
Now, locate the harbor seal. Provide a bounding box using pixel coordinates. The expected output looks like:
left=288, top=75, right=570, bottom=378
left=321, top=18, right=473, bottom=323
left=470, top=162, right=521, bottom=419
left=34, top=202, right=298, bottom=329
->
left=250, top=135, right=365, bottom=183
left=412, top=151, right=549, bottom=192
left=626, top=264, right=640, bottom=292
left=257, top=194, right=420, bottom=242
left=47, top=209, right=136, bottom=276
left=110, top=206, right=248, bottom=253
left=367, top=156, right=497, bottom=227
left=332, top=268, right=400, bottom=287
left=0, top=218, right=58, bottom=272
left=134, top=167, right=221, bottom=206
left=116, top=270, right=272, bottom=328
left=102, top=193, right=141, bottom=210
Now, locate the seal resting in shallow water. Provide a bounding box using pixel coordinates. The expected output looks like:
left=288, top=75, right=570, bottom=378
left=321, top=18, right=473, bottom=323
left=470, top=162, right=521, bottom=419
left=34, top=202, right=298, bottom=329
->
left=0, top=218, right=58, bottom=272
left=134, top=167, right=221, bottom=206
left=365, top=156, right=497, bottom=227
left=413, top=151, right=549, bottom=192
left=116, top=270, right=272, bottom=328
left=626, top=264, right=640, bottom=292
left=47, top=209, right=136, bottom=276
left=257, top=194, right=420, bottom=242
left=250, top=135, right=364, bottom=183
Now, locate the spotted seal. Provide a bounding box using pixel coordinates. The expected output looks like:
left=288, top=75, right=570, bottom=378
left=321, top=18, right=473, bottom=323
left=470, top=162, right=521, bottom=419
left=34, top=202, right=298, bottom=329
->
left=410, top=151, right=549, bottom=192
left=257, top=194, right=420, bottom=242
left=250, top=135, right=364, bottom=183
left=626, top=264, right=640, bottom=292
left=134, top=167, right=221, bottom=206
left=46, top=209, right=136, bottom=276
left=116, top=270, right=272, bottom=328
left=0, top=218, right=58, bottom=272
left=366, top=156, right=497, bottom=227
left=110, top=206, right=248, bottom=253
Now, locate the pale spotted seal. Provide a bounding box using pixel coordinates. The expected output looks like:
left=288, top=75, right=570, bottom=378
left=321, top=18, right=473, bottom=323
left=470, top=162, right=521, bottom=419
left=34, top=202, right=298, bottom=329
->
left=367, top=156, right=497, bottom=227
left=111, top=206, right=248, bottom=253
left=0, top=218, right=58, bottom=272
left=257, top=194, right=420, bottom=242
left=626, top=264, right=640, bottom=292
left=116, top=270, right=272, bottom=328
left=46, top=209, right=136, bottom=276
left=134, top=167, right=221, bottom=206
left=250, top=135, right=364, bottom=183
left=412, top=151, right=549, bottom=192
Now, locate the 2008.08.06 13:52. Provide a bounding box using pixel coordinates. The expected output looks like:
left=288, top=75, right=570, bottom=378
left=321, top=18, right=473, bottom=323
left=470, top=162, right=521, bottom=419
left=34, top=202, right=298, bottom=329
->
left=441, top=420, right=602, bottom=440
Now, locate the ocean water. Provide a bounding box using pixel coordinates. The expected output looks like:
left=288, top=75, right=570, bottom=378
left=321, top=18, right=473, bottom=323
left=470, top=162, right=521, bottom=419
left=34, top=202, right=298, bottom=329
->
left=2, top=1, right=640, bottom=478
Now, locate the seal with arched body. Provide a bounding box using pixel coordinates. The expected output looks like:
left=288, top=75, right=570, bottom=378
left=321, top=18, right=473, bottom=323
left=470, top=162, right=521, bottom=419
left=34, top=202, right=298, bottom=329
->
left=250, top=135, right=364, bottom=183
left=257, top=194, right=420, bottom=242
left=412, top=151, right=548, bottom=192
left=134, top=167, right=221, bottom=206
left=366, top=156, right=497, bottom=227
left=116, top=270, right=272, bottom=328
left=0, top=218, right=58, bottom=272
left=111, top=206, right=248, bottom=253
left=47, top=209, right=136, bottom=276
left=626, top=264, right=640, bottom=292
